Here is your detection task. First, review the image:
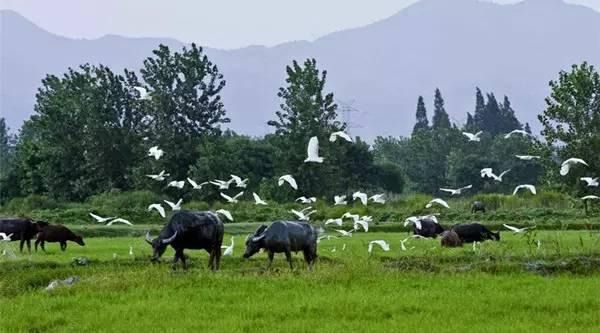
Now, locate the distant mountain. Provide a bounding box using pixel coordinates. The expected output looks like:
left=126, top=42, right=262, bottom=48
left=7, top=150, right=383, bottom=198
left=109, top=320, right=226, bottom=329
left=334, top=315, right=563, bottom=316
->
left=1, top=0, right=600, bottom=139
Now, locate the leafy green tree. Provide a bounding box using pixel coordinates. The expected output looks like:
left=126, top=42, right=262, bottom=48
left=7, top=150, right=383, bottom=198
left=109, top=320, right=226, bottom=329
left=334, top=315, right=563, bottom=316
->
left=372, top=136, right=410, bottom=166
left=412, top=96, right=429, bottom=134
left=538, top=62, right=600, bottom=187
left=431, top=88, right=451, bottom=130
left=0, top=118, right=17, bottom=202
left=473, top=87, right=486, bottom=129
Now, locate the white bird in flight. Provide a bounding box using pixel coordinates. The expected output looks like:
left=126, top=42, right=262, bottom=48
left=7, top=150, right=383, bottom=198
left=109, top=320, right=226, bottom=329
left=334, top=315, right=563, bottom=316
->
left=89, top=213, right=115, bottom=223
left=278, top=175, right=298, bottom=190
left=134, top=86, right=151, bottom=100
left=515, top=155, right=541, bottom=161
left=0, top=233, right=13, bottom=241
left=163, top=199, right=183, bottom=211
left=353, top=219, right=369, bottom=233
left=329, top=131, right=352, bottom=143
left=582, top=195, right=600, bottom=201
left=147, top=146, right=164, bottom=160
left=481, top=168, right=511, bottom=182
left=335, top=229, right=354, bottom=237
left=325, top=218, right=343, bottom=227
left=146, top=170, right=170, bottom=181
left=167, top=180, right=185, bottom=189
left=147, top=204, right=166, bottom=218
left=504, top=129, right=530, bottom=139
left=560, top=158, right=588, bottom=176
left=221, top=236, right=234, bottom=256
left=513, top=184, right=537, bottom=195
left=426, top=198, right=450, bottom=209
left=229, top=174, right=249, bottom=188
left=368, top=240, right=390, bottom=253
left=503, top=224, right=534, bottom=234
left=353, top=191, right=368, bottom=205
left=291, top=207, right=316, bottom=221
left=252, top=193, right=268, bottom=205
left=440, top=185, right=472, bottom=196
left=304, top=136, right=324, bottom=163
left=215, top=209, right=234, bottom=222
left=580, top=177, right=599, bottom=187
left=296, top=196, right=317, bottom=204
left=220, top=192, right=244, bottom=204
left=187, top=178, right=209, bottom=190
left=334, top=195, right=347, bottom=205
left=462, top=131, right=483, bottom=142
left=369, top=194, right=386, bottom=204
left=107, top=218, right=133, bottom=226
left=404, top=216, right=422, bottom=230
left=210, top=179, right=233, bottom=190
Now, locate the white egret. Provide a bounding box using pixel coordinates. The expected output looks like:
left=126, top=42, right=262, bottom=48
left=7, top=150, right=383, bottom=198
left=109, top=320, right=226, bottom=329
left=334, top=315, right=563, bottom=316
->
left=0, top=233, right=13, bottom=241
left=221, top=236, right=234, bottom=256
left=215, top=209, right=234, bottom=222
left=335, top=229, right=354, bottom=237
left=187, top=178, right=209, bottom=190
left=107, top=218, right=133, bottom=226
left=368, top=240, right=390, bottom=253
left=296, top=196, right=317, bottom=204
left=134, top=86, right=150, bottom=100
left=304, top=136, right=324, bottom=163
left=560, top=158, right=588, bottom=176
left=325, top=218, right=343, bottom=227
left=290, top=207, right=316, bottom=221
left=89, top=213, right=115, bottom=223
left=516, top=155, right=540, bottom=161
left=426, top=198, right=449, bottom=209
left=230, top=174, right=249, bottom=188
left=503, top=224, right=534, bottom=234
left=369, top=194, right=386, bottom=204
left=147, top=204, right=166, bottom=218
left=147, top=146, right=164, bottom=160
left=220, top=192, right=244, bottom=204
left=353, top=219, right=369, bottom=233
left=504, top=130, right=530, bottom=139
left=329, top=131, right=352, bottom=143
left=462, top=131, right=483, bottom=142
left=404, top=216, right=422, bottom=230
left=163, top=199, right=183, bottom=211
left=439, top=185, right=472, bottom=196
left=252, top=193, right=268, bottom=205
left=278, top=175, right=298, bottom=190
left=513, top=184, right=536, bottom=195
left=167, top=180, right=185, bottom=189
left=334, top=195, right=347, bottom=205
left=580, top=177, right=599, bottom=187
left=481, top=168, right=511, bottom=182
left=146, top=170, right=170, bottom=181
left=352, top=191, right=368, bottom=205
left=210, top=179, right=233, bottom=190
left=582, top=195, right=600, bottom=201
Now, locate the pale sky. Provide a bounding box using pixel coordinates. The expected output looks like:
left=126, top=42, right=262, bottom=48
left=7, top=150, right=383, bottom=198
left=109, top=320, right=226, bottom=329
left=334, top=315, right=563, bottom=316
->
left=1, top=0, right=599, bottom=49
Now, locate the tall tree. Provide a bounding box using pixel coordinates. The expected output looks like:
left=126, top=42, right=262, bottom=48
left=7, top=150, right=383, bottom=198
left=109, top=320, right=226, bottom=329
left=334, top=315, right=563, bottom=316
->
left=431, top=88, right=451, bottom=130
left=473, top=87, right=486, bottom=128
left=412, top=96, right=429, bottom=134
left=499, top=95, right=522, bottom=133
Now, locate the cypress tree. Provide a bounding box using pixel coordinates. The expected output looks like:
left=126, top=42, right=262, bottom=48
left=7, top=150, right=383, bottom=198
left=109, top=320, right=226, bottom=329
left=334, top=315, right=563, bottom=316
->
left=431, top=88, right=451, bottom=130
left=412, top=96, right=429, bottom=135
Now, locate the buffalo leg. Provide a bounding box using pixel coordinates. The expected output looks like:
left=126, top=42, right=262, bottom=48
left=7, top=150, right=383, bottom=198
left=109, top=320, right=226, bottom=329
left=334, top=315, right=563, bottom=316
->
left=26, top=239, right=31, bottom=253
left=40, top=241, right=46, bottom=252
left=266, top=251, right=274, bottom=270
left=285, top=250, right=293, bottom=270
left=208, top=249, right=215, bottom=270
left=215, top=246, right=221, bottom=271
left=34, top=239, right=40, bottom=252
left=179, top=251, right=188, bottom=270
left=60, top=242, right=67, bottom=251
left=303, top=250, right=314, bottom=271
left=19, top=239, right=25, bottom=253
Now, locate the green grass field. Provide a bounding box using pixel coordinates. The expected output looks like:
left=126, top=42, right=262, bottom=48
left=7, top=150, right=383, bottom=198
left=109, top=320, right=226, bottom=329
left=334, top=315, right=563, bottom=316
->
left=2, top=229, right=600, bottom=332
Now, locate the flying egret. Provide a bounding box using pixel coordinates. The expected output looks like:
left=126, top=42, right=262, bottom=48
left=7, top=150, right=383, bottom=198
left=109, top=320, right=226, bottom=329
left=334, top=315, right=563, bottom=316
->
left=107, top=218, right=133, bottom=226
left=503, top=224, right=534, bottom=234
left=146, top=170, right=170, bottom=181
left=215, top=209, right=234, bottom=222
left=187, top=178, right=209, bottom=190
left=221, top=236, right=234, bottom=256
left=426, top=198, right=450, bottom=209
left=325, top=218, right=343, bottom=227
left=582, top=195, right=600, bottom=201
left=296, top=196, right=317, bottom=204
left=353, top=191, right=368, bottom=205
left=291, top=207, right=316, bottom=221
left=481, top=168, right=511, bottom=182
left=147, top=146, right=164, bottom=160
left=252, top=193, right=268, bottom=205
left=369, top=194, right=386, bottom=204
left=329, top=131, right=352, bottom=143
left=89, top=213, right=115, bottom=223
left=353, top=219, right=369, bottom=232
left=439, top=185, right=472, bottom=196
left=335, top=229, right=354, bottom=237
left=278, top=175, right=298, bottom=190
left=0, top=233, right=13, bottom=241
left=148, top=203, right=166, bottom=218
left=230, top=174, right=249, bottom=188
left=163, top=199, right=183, bottom=211
left=404, top=216, right=422, bottom=230
left=220, top=191, right=244, bottom=204
left=368, top=240, right=390, bottom=253
left=580, top=177, right=599, bottom=187
left=210, top=179, right=233, bottom=190
left=560, top=158, right=588, bottom=176
left=504, top=129, right=530, bottom=139
left=317, top=235, right=338, bottom=243
left=515, top=155, right=540, bottom=161
left=513, top=184, right=536, bottom=195
left=167, top=180, right=185, bottom=189
left=304, top=136, right=324, bottom=163
left=462, top=131, right=483, bottom=142
left=134, top=86, right=150, bottom=100
left=334, top=195, right=347, bottom=205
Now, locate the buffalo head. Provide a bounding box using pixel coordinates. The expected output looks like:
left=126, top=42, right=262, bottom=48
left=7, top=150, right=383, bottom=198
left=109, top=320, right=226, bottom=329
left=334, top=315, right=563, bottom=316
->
left=145, top=231, right=178, bottom=262
left=243, top=224, right=267, bottom=259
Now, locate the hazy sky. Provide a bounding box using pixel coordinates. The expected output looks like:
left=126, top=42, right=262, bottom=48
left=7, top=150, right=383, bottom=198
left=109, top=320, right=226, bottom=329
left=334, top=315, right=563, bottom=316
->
left=2, top=0, right=599, bottom=49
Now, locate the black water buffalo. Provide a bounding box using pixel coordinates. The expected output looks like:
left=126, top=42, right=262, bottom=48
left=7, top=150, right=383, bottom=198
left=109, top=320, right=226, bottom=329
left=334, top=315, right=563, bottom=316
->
left=471, top=201, right=486, bottom=213
left=451, top=223, right=500, bottom=243
left=243, top=221, right=318, bottom=270
left=440, top=230, right=463, bottom=247
left=145, top=211, right=224, bottom=270
left=0, top=218, right=48, bottom=252
left=35, top=224, right=85, bottom=252
left=413, top=218, right=445, bottom=238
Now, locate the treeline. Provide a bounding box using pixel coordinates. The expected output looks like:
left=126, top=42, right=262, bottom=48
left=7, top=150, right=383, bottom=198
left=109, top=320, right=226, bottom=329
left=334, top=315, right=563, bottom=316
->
left=0, top=43, right=598, bottom=205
